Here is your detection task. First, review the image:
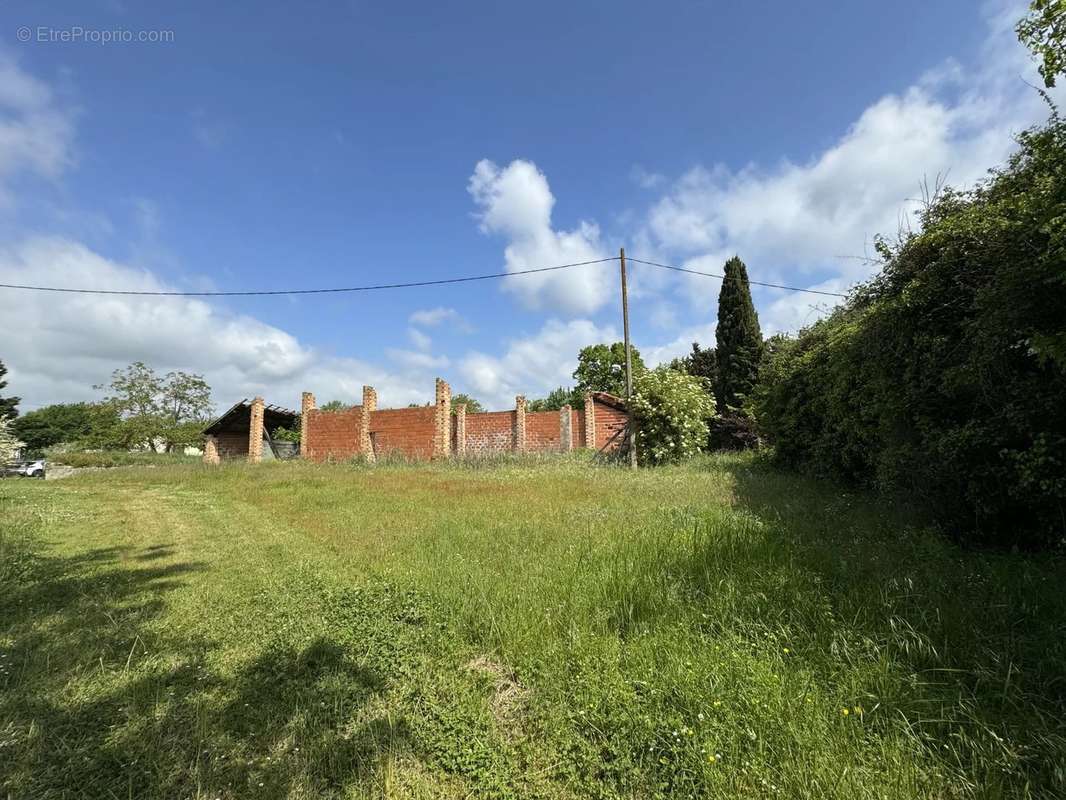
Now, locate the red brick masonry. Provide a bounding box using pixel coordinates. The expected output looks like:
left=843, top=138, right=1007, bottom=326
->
left=299, top=379, right=627, bottom=462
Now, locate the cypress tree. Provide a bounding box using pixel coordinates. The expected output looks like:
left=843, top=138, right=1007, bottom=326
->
left=714, top=256, right=762, bottom=413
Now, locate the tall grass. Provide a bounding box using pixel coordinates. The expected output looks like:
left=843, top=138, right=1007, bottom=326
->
left=1, top=455, right=1063, bottom=798
left=44, top=449, right=200, bottom=468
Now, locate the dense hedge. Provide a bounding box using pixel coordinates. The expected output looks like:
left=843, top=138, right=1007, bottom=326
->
left=756, top=116, right=1066, bottom=549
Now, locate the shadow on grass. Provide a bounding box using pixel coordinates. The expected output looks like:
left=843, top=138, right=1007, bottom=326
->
left=677, top=456, right=1066, bottom=796
left=0, top=541, right=414, bottom=799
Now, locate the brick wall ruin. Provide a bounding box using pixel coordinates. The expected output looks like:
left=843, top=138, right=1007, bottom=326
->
left=286, top=379, right=628, bottom=463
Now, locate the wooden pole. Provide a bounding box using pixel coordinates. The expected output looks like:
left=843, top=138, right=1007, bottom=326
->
left=620, top=247, right=637, bottom=468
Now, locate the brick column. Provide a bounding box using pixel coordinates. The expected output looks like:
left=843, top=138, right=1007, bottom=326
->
left=433, top=378, right=451, bottom=459
left=361, top=385, right=377, bottom=463
left=583, top=393, right=596, bottom=449
left=248, top=397, right=265, bottom=464
left=300, top=392, right=315, bottom=459
left=514, top=395, right=527, bottom=452
left=559, top=405, right=573, bottom=452
left=454, top=403, right=467, bottom=456
left=203, top=435, right=220, bottom=465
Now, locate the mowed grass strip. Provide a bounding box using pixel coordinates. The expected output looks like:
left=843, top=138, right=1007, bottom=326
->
left=1, top=455, right=1064, bottom=799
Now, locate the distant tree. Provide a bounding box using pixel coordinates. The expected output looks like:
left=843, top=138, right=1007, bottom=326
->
left=319, top=399, right=354, bottom=412
left=714, top=257, right=763, bottom=413
left=96, top=362, right=159, bottom=448
left=158, top=371, right=212, bottom=450
left=11, top=403, right=120, bottom=454
left=450, top=393, right=485, bottom=414
left=0, top=359, right=20, bottom=420
left=1017, top=0, right=1066, bottom=87
left=527, top=386, right=583, bottom=411
left=671, top=343, right=717, bottom=393
left=97, top=362, right=213, bottom=450
left=573, top=342, right=647, bottom=398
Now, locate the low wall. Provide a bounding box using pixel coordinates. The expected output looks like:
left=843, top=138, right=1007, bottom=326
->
left=299, top=380, right=627, bottom=463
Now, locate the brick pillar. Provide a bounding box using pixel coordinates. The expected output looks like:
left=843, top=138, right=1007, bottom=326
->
left=300, top=392, right=315, bottom=459
left=583, top=393, right=596, bottom=449
left=455, top=403, right=467, bottom=456
left=361, top=385, right=377, bottom=463
left=203, top=435, right=220, bottom=465
left=248, top=397, right=265, bottom=464
left=433, top=378, right=451, bottom=459
left=560, top=405, right=573, bottom=452
left=514, top=395, right=527, bottom=452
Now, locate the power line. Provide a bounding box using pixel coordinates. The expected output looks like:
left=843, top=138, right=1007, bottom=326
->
left=0, top=257, right=618, bottom=297
left=0, top=254, right=850, bottom=299
left=626, top=257, right=849, bottom=298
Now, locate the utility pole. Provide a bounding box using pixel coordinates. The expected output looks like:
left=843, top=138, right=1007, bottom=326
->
left=619, top=247, right=637, bottom=469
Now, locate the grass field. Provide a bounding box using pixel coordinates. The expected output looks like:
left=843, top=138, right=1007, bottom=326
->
left=2, top=455, right=1064, bottom=799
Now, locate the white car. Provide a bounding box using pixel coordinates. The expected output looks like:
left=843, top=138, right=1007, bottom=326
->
left=4, top=459, right=46, bottom=478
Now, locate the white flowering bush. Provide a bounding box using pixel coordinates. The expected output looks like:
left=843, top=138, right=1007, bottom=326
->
left=630, top=367, right=715, bottom=465
left=0, top=417, right=21, bottom=461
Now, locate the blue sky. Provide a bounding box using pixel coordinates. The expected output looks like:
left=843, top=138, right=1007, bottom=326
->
left=0, top=1, right=1057, bottom=411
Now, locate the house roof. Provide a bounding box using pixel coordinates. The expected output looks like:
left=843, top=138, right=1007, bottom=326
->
left=590, top=391, right=627, bottom=411
left=202, top=400, right=297, bottom=436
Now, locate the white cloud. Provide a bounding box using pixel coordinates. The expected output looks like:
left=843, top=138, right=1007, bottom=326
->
left=0, top=53, right=75, bottom=205
left=468, top=159, right=613, bottom=316
left=642, top=0, right=1064, bottom=333
left=408, top=327, right=432, bottom=351
left=0, top=238, right=436, bottom=412
left=458, top=318, right=616, bottom=408
left=408, top=306, right=470, bottom=330
left=630, top=164, right=666, bottom=189
left=642, top=323, right=717, bottom=368
left=385, top=347, right=449, bottom=371
left=648, top=301, right=679, bottom=330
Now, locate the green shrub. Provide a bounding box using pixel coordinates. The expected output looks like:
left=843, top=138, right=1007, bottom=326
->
left=272, top=424, right=301, bottom=443
left=755, top=115, right=1066, bottom=549
left=631, top=367, right=716, bottom=465
left=44, top=450, right=200, bottom=468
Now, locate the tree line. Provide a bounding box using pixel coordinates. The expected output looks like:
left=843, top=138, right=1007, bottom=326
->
left=0, top=362, right=214, bottom=455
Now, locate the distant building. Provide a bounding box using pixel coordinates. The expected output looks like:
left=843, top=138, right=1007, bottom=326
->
left=201, top=399, right=298, bottom=462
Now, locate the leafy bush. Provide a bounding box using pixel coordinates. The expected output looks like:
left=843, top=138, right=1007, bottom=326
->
left=630, top=367, right=716, bottom=465
left=272, top=424, right=301, bottom=443
left=43, top=450, right=200, bottom=468
left=708, top=413, right=760, bottom=451
left=755, top=115, right=1066, bottom=549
